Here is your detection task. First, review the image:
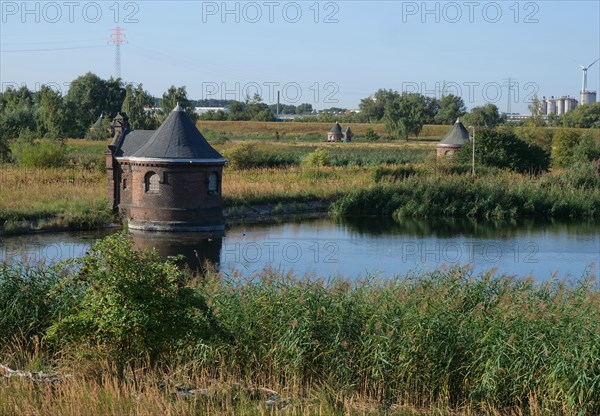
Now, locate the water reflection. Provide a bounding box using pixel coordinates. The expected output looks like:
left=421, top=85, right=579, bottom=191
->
left=334, top=216, right=600, bottom=239
left=1, top=217, right=598, bottom=282
left=130, top=231, right=223, bottom=273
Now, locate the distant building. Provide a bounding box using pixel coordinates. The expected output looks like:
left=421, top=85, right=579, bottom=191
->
left=194, top=107, right=229, bottom=115
left=541, top=96, right=578, bottom=116
left=105, top=104, right=226, bottom=232
left=436, top=118, right=470, bottom=159
left=327, top=121, right=353, bottom=142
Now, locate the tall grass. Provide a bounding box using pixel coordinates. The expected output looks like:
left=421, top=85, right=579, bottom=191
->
left=218, top=142, right=433, bottom=168
left=332, top=169, right=600, bottom=220
left=1, top=259, right=598, bottom=415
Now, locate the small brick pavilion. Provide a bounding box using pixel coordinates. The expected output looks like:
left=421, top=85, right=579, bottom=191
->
left=105, top=104, right=226, bottom=231
left=436, top=118, right=470, bottom=159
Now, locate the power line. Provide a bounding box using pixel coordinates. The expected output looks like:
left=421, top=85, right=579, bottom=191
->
left=1, top=45, right=107, bottom=53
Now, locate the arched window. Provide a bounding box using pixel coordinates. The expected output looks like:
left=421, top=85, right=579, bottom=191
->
left=145, top=172, right=160, bottom=193
left=208, top=172, right=218, bottom=195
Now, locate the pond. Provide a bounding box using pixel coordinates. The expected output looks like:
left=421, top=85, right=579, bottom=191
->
left=1, top=217, right=599, bottom=282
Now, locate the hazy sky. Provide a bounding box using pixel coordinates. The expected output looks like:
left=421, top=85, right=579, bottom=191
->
left=1, top=0, right=599, bottom=112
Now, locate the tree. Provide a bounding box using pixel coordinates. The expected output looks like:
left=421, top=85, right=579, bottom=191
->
left=561, top=103, right=600, bottom=128
left=64, top=72, right=125, bottom=137
left=244, top=93, right=274, bottom=121
left=35, top=85, right=67, bottom=138
left=160, top=85, right=196, bottom=122
left=383, top=93, right=436, bottom=140
left=296, top=103, right=313, bottom=114
left=461, top=104, right=504, bottom=128
left=227, top=101, right=248, bottom=121
left=572, top=131, right=600, bottom=164
left=122, top=83, right=158, bottom=130
left=457, top=128, right=550, bottom=174
left=359, top=88, right=401, bottom=122
left=527, top=95, right=545, bottom=127
left=435, top=94, right=466, bottom=125
left=0, top=85, right=36, bottom=139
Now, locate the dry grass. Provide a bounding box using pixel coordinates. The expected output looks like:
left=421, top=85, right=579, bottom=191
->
left=222, top=166, right=377, bottom=206
left=0, top=165, right=107, bottom=222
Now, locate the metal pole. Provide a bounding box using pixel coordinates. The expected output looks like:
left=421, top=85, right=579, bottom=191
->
left=471, top=127, right=475, bottom=176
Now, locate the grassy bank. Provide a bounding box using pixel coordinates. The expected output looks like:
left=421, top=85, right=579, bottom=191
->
left=333, top=167, right=600, bottom=220
left=1, top=233, right=599, bottom=415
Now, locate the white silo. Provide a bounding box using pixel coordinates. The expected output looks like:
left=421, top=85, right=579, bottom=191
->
left=546, top=97, right=557, bottom=115
left=580, top=91, right=597, bottom=105
left=556, top=97, right=565, bottom=115
left=564, top=97, right=577, bottom=113
left=540, top=97, right=547, bottom=115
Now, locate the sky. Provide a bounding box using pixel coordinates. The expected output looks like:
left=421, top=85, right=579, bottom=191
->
left=1, top=0, right=599, bottom=113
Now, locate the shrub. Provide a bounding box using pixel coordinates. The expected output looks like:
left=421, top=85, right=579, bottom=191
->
left=12, top=138, right=68, bottom=168
left=457, top=128, right=550, bottom=174
left=364, top=127, right=380, bottom=142
left=222, top=142, right=258, bottom=169
left=552, top=129, right=582, bottom=167
left=302, top=147, right=331, bottom=167
left=46, top=232, right=217, bottom=378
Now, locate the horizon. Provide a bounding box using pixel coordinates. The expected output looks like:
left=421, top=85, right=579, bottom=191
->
left=1, top=1, right=599, bottom=114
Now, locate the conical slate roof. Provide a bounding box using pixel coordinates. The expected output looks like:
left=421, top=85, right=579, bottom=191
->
left=129, top=104, right=224, bottom=161
left=329, top=121, right=342, bottom=134
left=437, top=119, right=470, bottom=147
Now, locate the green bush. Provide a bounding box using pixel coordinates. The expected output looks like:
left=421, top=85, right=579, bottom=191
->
left=302, top=147, right=331, bottom=166
left=222, top=142, right=259, bottom=169
left=553, top=129, right=582, bottom=167
left=47, top=232, right=217, bottom=378
left=458, top=128, right=550, bottom=174
left=364, top=127, right=380, bottom=142
left=12, top=138, right=68, bottom=168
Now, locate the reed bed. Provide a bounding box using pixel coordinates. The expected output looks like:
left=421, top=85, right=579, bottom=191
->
left=1, top=258, right=598, bottom=415
left=333, top=169, right=600, bottom=220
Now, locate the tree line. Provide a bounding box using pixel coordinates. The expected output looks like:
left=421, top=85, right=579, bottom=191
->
left=1, top=73, right=599, bottom=146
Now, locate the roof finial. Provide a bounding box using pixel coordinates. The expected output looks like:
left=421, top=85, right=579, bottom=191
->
left=173, top=102, right=184, bottom=112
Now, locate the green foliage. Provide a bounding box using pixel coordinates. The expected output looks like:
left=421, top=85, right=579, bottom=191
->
left=12, top=138, right=68, bottom=168
left=85, top=115, right=111, bottom=140
left=561, top=102, right=600, bottom=128
left=159, top=85, right=196, bottom=122
left=1, top=243, right=599, bottom=412
left=553, top=129, right=582, bottom=167
left=457, top=128, right=550, bottom=174
left=0, top=86, right=36, bottom=140
left=223, top=142, right=259, bottom=169
left=302, top=148, right=331, bottom=166
left=121, top=83, right=158, bottom=130
left=332, top=171, right=600, bottom=220
left=363, top=127, right=380, bottom=142
left=64, top=72, right=125, bottom=137
left=0, top=264, right=76, bottom=343
left=34, top=85, right=68, bottom=138
left=435, top=94, right=466, bottom=125
left=47, top=232, right=215, bottom=376
left=383, top=93, right=436, bottom=140
left=204, top=268, right=599, bottom=413
left=462, top=104, right=505, bottom=128
left=572, top=131, right=600, bottom=164
left=358, top=88, right=401, bottom=122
